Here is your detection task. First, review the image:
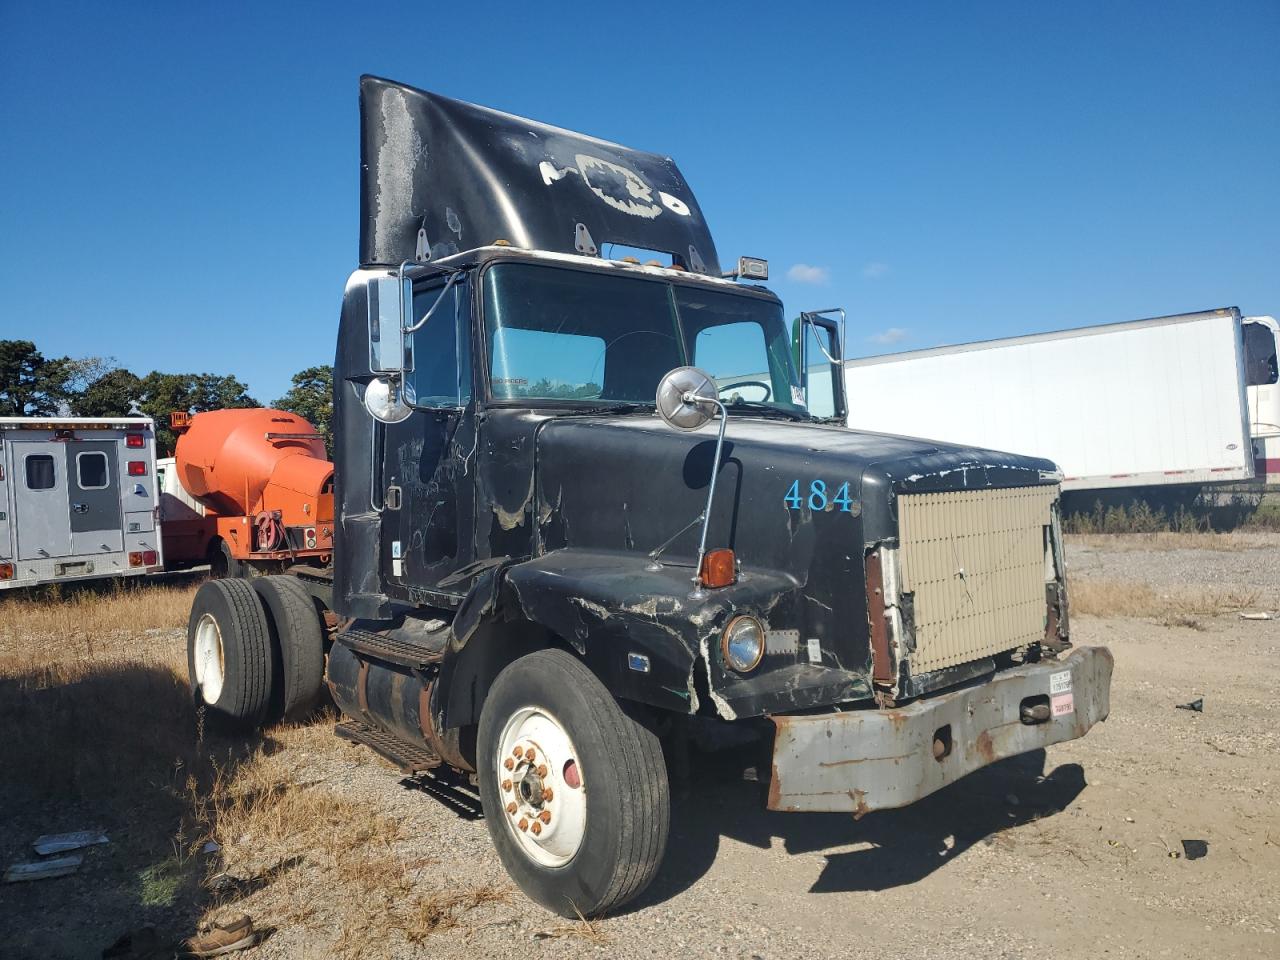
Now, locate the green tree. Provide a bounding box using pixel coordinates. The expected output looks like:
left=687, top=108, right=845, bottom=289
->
left=275, top=365, right=333, bottom=456
left=510, top=378, right=602, bottom=400
left=75, top=368, right=145, bottom=417
left=0, top=340, right=76, bottom=415
left=139, top=372, right=260, bottom=455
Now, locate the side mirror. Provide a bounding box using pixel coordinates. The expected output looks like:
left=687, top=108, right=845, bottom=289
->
left=794, top=310, right=848, bottom=422
left=653, top=366, right=732, bottom=600
left=367, top=275, right=413, bottom=374
left=362, top=375, right=412, bottom=424
left=655, top=366, right=719, bottom=431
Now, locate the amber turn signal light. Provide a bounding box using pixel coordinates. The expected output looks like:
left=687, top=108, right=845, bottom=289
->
left=128, top=552, right=143, bottom=567
left=699, top=548, right=737, bottom=589
left=0, top=562, right=14, bottom=580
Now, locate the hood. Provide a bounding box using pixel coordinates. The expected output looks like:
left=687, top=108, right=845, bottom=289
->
left=532, top=415, right=1058, bottom=702
left=359, top=76, right=720, bottom=273
left=534, top=415, right=1058, bottom=568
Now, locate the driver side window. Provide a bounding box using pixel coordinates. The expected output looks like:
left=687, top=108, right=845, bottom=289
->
left=695, top=321, right=772, bottom=402
left=406, top=280, right=472, bottom=409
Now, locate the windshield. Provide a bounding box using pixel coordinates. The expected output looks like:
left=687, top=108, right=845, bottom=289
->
left=482, top=262, right=806, bottom=414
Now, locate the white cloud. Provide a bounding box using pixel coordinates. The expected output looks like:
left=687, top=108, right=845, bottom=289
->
left=861, top=261, right=890, bottom=279
left=869, top=327, right=908, bottom=345
left=787, top=263, right=830, bottom=284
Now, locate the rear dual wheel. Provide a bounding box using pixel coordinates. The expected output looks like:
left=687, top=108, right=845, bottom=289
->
left=187, top=576, right=325, bottom=728
left=478, top=649, right=670, bottom=918
left=253, top=576, right=325, bottom=722
left=188, top=579, right=273, bottom=728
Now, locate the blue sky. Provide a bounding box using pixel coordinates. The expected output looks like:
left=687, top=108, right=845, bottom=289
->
left=2, top=2, right=1277, bottom=403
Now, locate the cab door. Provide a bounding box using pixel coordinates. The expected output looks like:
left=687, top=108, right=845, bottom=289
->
left=380, top=274, right=478, bottom=602
left=68, top=441, right=123, bottom=555
left=13, top=440, right=73, bottom=560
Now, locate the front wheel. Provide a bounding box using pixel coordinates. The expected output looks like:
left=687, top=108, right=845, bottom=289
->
left=477, top=649, right=669, bottom=918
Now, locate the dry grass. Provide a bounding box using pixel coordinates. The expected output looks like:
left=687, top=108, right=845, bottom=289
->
left=190, top=723, right=512, bottom=955
left=1061, top=490, right=1280, bottom=534
left=0, top=580, right=511, bottom=959
left=0, top=578, right=197, bottom=659
left=533, top=908, right=614, bottom=945
left=1069, top=579, right=1261, bottom=626
left=1066, top=531, right=1275, bottom=553
left=403, top=884, right=511, bottom=942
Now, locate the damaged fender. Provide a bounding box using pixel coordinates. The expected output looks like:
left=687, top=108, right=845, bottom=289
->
left=454, top=548, right=826, bottom=720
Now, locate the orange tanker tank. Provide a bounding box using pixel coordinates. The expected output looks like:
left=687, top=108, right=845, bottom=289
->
left=169, top=409, right=334, bottom=576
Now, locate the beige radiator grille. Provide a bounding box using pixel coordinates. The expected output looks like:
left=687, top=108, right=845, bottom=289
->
left=898, top=485, right=1057, bottom=674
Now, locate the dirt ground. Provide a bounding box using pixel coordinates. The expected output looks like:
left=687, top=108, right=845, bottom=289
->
left=1, top=534, right=1278, bottom=959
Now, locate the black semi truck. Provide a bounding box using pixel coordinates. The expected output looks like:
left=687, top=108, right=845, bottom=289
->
left=186, top=76, right=1113, bottom=917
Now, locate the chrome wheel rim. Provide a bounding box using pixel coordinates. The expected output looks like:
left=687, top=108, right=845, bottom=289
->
left=496, top=707, right=587, bottom=867
left=193, top=613, right=225, bottom=705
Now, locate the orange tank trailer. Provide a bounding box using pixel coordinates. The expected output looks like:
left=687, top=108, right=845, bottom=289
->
left=169, top=409, right=334, bottom=575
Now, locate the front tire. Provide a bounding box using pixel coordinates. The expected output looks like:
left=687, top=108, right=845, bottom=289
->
left=187, top=579, right=274, bottom=729
left=477, top=649, right=669, bottom=918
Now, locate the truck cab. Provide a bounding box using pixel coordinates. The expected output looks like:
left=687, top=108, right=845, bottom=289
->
left=186, top=76, right=1112, bottom=919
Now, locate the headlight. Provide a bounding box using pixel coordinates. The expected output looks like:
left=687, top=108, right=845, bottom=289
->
left=721, top=615, right=765, bottom=673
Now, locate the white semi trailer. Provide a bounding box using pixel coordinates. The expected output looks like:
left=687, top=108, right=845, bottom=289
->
left=0, top=417, right=163, bottom=590
left=842, top=308, right=1278, bottom=500
left=1245, top=315, right=1280, bottom=484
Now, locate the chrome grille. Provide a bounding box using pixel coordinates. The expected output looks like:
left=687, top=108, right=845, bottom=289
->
left=898, top=486, right=1057, bottom=674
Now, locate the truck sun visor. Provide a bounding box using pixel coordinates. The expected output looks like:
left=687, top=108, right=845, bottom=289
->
left=358, top=75, right=721, bottom=274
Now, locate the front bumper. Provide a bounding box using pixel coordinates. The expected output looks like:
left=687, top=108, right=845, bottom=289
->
left=767, top=645, right=1113, bottom=814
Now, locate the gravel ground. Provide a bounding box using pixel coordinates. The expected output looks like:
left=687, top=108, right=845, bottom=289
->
left=1066, top=532, right=1280, bottom=602
left=3, top=535, right=1279, bottom=959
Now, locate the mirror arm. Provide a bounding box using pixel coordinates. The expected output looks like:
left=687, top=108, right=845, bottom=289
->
left=403, top=267, right=464, bottom=334
left=801, top=308, right=846, bottom=364
left=799, top=308, right=849, bottom=422
left=645, top=512, right=706, bottom=570
left=684, top=393, right=729, bottom=601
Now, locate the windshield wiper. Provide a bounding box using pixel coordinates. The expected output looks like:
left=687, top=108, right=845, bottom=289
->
left=724, top=400, right=811, bottom=422
left=574, top=401, right=651, bottom=415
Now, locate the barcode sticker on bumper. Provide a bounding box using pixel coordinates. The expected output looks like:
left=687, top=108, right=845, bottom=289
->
left=1050, top=670, right=1072, bottom=695
left=1052, top=693, right=1075, bottom=716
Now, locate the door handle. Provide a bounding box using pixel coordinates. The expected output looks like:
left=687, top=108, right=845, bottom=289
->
left=72, top=503, right=89, bottom=514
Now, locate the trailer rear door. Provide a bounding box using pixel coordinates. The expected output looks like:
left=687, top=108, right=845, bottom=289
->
left=13, top=440, right=73, bottom=560
left=68, top=441, right=123, bottom=554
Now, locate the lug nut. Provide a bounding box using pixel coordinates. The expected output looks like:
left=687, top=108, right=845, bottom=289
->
left=501, top=779, right=512, bottom=791
left=531, top=822, right=542, bottom=836
left=525, top=747, right=536, bottom=762
left=542, top=787, right=554, bottom=802
left=518, top=818, right=529, bottom=831
left=538, top=810, right=551, bottom=824
left=506, top=802, right=517, bottom=815
left=504, top=757, right=515, bottom=770
left=514, top=745, right=524, bottom=758
left=537, top=764, right=548, bottom=778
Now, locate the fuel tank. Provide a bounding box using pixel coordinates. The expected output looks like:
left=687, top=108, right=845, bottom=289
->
left=174, top=409, right=332, bottom=518
left=326, top=630, right=473, bottom=771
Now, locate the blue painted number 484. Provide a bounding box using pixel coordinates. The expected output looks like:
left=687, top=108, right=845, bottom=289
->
left=785, top=479, right=855, bottom=512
